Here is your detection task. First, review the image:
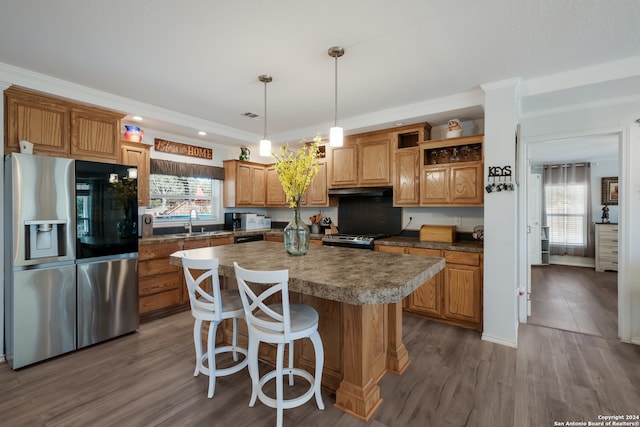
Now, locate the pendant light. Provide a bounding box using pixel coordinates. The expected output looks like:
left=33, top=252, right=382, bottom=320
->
left=328, top=46, right=345, bottom=147
left=259, top=74, right=272, bottom=157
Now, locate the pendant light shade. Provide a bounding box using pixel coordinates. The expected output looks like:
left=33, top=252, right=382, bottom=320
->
left=259, top=138, right=271, bottom=157
left=328, top=46, right=345, bottom=147
left=258, top=75, right=272, bottom=157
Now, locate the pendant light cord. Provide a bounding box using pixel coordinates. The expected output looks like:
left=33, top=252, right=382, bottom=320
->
left=263, top=80, right=268, bottom=140
left=334, top=54, right=339, bottom=126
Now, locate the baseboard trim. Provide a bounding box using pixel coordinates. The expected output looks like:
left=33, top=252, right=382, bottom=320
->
left=481, top=333, right=517, bottom=348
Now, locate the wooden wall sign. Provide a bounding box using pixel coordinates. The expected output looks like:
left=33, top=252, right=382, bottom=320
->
left=154, top=138, right=213, bottom=160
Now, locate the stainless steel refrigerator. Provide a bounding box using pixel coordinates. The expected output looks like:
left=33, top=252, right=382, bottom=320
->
left=75, top=159, right=139, bottom=350
left=4, top=153, right=139, bottom=369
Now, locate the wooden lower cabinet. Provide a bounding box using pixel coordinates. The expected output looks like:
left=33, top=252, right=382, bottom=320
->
left=139, top=236, right=233, bottom=321
left=375, top=244, right=483, bottom=331
left=139, top=241, right=184, bottom=320
left=406, top=248, right=442, bottom=316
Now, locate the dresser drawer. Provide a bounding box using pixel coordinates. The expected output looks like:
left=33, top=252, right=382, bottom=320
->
left=595, top=223, right=619, bottom=272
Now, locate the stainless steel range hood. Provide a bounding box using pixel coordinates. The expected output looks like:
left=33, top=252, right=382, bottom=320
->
left=328, top=186, right=393, bottom=197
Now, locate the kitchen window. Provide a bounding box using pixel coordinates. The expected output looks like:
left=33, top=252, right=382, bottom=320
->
left=147, top=158, right=224, bottom=226
left=542, top=163, right=594, bottom=257
left=147, top=174, right=221, bottom=224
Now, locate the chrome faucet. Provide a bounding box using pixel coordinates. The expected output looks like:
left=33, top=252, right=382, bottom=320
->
left=185, top=208, right=197, bottom=233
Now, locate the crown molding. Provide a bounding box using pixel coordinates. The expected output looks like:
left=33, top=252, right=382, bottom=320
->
left=0, top=62, right=260, bottom=145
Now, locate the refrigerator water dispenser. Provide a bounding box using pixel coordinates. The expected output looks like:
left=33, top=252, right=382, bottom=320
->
left=26, top=221, right=65, bottom=259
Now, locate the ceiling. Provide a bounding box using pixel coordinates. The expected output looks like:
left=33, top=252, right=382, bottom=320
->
left=528, top=133, right=620, bottom=165
left=1, top=1, right=639, bottom=147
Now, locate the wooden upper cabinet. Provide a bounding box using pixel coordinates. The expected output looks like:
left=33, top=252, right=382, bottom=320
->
left=328, top=132, right=391, bottom=188
left=251, top=164, right=266, bottom=206
left=391, top=123, right=432, bottom=206
left=422, top=166, right=449, bottom=204
left=419, top=134, right=484, bottom=207
left=394, top=147, right=420, bottom=206
left=450, top=163, right=483, bottom=205
left=303, top=159, right=328, bottom=207
left=223, top=160, right=266, bottom=207
left=4, top=86, right=124, bottom=162
left=357, top=134, right=392, bottom=186
left=4, top=87, right=70, bottom=157
left=236, top=162, right=254, bottom=205
left=120, top=141, right=151, bottom=206
left=71, top=106, right=124, bottom=163
left=266, top=166, right=287, bottom=207
left=328, top=143, right=358, bottom=187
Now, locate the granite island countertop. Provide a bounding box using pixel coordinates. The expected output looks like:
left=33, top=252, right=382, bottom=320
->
left=170, top=240, right=445, bottom=305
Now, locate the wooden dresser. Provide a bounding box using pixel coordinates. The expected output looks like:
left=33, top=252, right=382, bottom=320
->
left=595, top=223, right=618, bottom=272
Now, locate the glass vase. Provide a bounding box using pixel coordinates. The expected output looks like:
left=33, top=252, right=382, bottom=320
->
left=283, top=207, right=310, bottom=256
left=117, top=215, right=135, bottom=238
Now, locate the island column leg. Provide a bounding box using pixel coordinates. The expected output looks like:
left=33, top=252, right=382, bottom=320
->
left=334, top=303, right=384, bottom=421
left=386, top=301, right=410, bottom=374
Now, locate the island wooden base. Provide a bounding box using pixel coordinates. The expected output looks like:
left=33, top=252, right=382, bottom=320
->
left=220, top=287, right=410, bottom=421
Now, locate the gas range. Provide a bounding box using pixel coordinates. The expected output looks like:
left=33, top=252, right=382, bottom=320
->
left=321, top=233, right=388, bottom=250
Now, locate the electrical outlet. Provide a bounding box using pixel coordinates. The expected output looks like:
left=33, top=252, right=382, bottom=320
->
left=455, top=217, right=462, bottom=225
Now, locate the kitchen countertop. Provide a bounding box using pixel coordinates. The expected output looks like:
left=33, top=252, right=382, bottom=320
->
left=139, top=228, right=325, bottom=245
left=170, top=240, right=444, bottom=305
left=375, top=236, right=484, bottom=253
left=141, top=230, right=483, bottom=253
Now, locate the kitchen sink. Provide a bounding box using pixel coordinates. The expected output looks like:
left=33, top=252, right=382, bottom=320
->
left=167, top=232, right=202, bottom=238
left=166, top=231, right=232, bottom=238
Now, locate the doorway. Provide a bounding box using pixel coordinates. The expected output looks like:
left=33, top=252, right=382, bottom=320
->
left=524, top=132, right=620, bottom=339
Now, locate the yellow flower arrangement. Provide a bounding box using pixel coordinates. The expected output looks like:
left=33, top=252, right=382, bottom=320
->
left=272, top=135, right=321, bottom=209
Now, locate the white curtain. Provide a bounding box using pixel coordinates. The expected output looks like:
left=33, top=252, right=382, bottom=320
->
left=542, top=163, right=594, bottom=257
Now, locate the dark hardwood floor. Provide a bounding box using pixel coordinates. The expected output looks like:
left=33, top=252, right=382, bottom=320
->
left=529, top=264, right=618, bottom=339
left=1, top=309, right=638, bottom=426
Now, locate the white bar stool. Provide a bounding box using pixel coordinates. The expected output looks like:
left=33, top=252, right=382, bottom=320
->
left=233, top=262, right=324, bottom=427
left=181, top=255, right=248, bottom=398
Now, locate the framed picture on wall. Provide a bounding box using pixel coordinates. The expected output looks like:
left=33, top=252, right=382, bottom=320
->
left=601, top=176, right=618, bottom=205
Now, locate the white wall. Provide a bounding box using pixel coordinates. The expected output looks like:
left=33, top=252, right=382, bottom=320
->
left=401, top=207, right=483, bottom=233
left=481, top=79, right=521, bottom=348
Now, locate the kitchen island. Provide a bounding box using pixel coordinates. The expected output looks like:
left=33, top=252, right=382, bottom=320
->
left=170, top=240, right=444, bottom=421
